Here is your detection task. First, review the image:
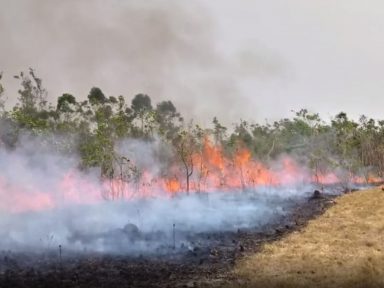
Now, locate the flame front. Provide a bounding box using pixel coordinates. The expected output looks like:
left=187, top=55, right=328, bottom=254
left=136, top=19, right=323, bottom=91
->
left=0, top=140, right=381, bottom=213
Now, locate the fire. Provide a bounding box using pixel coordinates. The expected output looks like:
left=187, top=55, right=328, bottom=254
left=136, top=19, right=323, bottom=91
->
left=164, top=178, right=181, bottom=195
left=60, top=170, right=103, bottom=203
left=0, top=139, right=382, bottom=213
left=0, top=175, right=55, bottom=213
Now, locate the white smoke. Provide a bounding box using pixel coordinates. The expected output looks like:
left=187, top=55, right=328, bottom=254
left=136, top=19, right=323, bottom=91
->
left=0, top=135, right=317, bottom=255
left=0, top=189, right=306, bottom=254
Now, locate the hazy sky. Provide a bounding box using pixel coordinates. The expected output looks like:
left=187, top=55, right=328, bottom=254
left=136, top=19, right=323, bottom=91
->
left=1, top=0, right=384, bottom=125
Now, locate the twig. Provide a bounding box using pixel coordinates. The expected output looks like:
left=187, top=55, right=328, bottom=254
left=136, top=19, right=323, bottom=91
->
left=173, top=223, right=176, bottom=250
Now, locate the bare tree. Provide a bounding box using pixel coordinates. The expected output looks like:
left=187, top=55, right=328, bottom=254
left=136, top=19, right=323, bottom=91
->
left=173, top=128, right=197, bottom=194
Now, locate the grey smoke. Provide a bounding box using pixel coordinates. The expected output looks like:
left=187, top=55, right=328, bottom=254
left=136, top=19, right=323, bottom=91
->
left=0, top=0, right=287, bottom=125
left=0, top=135, right=315, bottom=254
left=2, top=0, right=383, bottom=124
left=0, top=189, right=304, bottom=254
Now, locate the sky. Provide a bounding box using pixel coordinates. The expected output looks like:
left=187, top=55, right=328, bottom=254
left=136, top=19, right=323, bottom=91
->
left=1, top=0, right=384, bottom=125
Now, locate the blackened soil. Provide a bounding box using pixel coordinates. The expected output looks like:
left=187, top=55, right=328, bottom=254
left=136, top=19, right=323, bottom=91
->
left=0, top=192, right=338, bottom=288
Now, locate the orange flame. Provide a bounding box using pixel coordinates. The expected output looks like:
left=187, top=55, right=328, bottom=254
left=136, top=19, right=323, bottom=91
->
left=1, top=139, right=383, bottom=213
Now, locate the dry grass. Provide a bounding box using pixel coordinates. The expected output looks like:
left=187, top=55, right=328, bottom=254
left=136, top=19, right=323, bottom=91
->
left=232, top=188, right=384, bottom=288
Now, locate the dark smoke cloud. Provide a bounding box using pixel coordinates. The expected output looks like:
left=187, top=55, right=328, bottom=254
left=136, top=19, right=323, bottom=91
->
left=2, top=0, right=384, bottom=124
left=1, top=0, right=279, bottom=125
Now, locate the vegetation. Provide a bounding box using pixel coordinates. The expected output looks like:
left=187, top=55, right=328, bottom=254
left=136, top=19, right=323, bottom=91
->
left=233, top=187, right=384, bottom=287
left=1, top=69, right=384, bottom=196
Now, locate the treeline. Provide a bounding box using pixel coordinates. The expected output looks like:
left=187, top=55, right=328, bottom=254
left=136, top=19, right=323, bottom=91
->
left=0, top=69, right=384, bottom=194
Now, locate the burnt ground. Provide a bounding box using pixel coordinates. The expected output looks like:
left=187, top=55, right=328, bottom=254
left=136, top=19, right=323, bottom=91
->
left=0, top=190, right=343, bottom=288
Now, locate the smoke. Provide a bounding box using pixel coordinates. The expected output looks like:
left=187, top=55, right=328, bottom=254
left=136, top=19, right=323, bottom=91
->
left=0, top=132, right=320, bottom=255
left=1, top=0, right=384, bottom=124
left=0, top=0, right=263, bottom=125
left=0, top=190, right=303, bottom=254
left=0, top=133, right=101, bottom=213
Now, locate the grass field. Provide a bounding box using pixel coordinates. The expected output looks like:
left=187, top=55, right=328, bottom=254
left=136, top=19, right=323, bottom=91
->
left=231, top=188, right=384, bottom=288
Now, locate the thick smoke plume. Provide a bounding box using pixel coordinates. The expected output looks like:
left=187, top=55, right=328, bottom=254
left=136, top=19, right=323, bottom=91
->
left=0, top=0, right=260, bottom=124
left=0, top=133, right=320, bottom=255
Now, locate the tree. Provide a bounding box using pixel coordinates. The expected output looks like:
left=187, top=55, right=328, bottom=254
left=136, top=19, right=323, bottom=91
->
left=11, top=69, right=52, bottom=132
left=14, top=68, right=47, bottom=113
left=173, top=126, right=197, bottom=194
left=212, top=117, right=227, bottom=145
left=250, top=122, right=275, bottom=160
left=131, top=94, right=153, bottom=136
left=57, top=93, right=76, bottom=112
left=228, top=120, right=253, bottom=154
left=88, top=87, right=107, bottom=105
left=330, top=112, right=360, bottom=187
left=79, top=88, right=116, bottom=175
left=109, top=95, right=134, bottom=139
left=131, top=93, right=152, bottom=113
left=156, top=100, right=182, bottom=140
left=0, top=72, right=5, bottom=115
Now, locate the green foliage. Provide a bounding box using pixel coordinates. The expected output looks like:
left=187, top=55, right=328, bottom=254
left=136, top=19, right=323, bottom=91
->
left=156, top=100, right=182, bottom=140
left=212, top=117, right=227, bottom=145
left=3, top=69, right=384, bottom=187
left=57, top=94, right=76, bottom=112
left=14, top=68, right=47, bottom=114
left=88, top=87, right=107, bottom=105
left=131, top=93, right=152, bottom=113
left=11, top=108, right=49, bottom=131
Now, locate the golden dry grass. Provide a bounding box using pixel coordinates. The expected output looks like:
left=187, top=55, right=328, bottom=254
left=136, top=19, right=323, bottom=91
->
left=232, top=188, right=384, bottom=288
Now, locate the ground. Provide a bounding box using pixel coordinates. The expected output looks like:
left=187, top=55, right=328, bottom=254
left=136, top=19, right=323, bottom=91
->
left=1, top=188, right=383, bottom=287
left=230, top=188, right=384, bottom=288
